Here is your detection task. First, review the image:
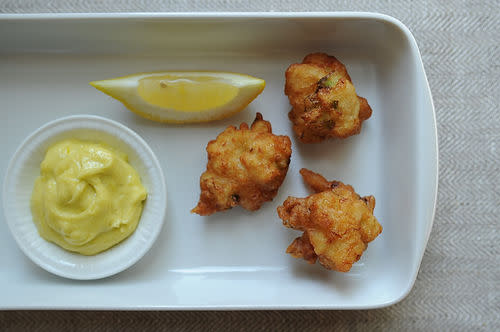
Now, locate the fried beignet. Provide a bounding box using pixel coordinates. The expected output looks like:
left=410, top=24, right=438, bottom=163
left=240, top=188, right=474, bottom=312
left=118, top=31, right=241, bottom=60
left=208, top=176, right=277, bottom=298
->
left=192, top=113, right=292, bottom=216
left=277, top=168, right=382, bottom=272
left=285, top=53, right=372, bottom=143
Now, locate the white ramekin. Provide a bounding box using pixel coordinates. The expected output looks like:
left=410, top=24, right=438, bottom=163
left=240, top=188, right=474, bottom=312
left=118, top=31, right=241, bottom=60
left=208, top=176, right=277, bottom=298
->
left=3, top=115, right=167, bottom=280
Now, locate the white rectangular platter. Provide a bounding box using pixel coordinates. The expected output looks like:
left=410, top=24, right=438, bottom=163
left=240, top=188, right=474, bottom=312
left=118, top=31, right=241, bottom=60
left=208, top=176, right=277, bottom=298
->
left=0, top=13, right=438, bottom=309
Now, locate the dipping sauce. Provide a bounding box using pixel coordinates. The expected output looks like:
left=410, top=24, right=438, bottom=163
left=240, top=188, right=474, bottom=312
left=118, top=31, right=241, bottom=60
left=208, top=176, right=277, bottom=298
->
left=31, top=139, right=147, bottom=255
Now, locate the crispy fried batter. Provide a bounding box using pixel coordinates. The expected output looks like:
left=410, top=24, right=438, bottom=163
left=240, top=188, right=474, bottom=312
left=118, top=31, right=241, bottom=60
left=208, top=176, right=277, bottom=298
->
left=192, top=113, right=292, bottom=216
left=284, top=53, right=372, bottom=143
left=277, top=168, right=382, bottom=272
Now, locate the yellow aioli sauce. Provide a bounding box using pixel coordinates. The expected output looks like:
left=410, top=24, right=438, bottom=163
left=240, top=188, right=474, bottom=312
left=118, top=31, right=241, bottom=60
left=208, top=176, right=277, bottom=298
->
left=31, top=139, right=147, bottom=255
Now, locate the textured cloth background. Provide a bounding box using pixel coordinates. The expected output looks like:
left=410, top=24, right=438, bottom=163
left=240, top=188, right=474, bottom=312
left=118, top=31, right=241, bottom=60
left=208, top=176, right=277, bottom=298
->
left=1, top=0, right=499, bottom=331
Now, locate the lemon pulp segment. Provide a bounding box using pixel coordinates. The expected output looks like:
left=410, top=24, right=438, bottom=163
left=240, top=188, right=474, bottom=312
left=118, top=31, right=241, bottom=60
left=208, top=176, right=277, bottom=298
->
left=137, top=75, right=239, bottom=112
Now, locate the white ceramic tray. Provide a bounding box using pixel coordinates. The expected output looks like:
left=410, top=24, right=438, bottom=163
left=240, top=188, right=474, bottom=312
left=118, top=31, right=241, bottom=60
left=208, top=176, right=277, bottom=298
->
left=0, top=12, right=438, bottom=310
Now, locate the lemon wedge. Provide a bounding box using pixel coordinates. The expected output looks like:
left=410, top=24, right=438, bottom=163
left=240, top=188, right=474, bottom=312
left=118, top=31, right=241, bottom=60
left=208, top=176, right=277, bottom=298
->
left=90, top=71, right=265, bottom=123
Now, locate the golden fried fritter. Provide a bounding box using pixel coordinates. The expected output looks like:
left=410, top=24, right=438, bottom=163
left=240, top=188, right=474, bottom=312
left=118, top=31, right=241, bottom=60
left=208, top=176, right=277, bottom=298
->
left=284, top=53, right=372, bottom=143
left=277, top=168, right=382, bottom=272
left=192, top=113, right=292, bottom=216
